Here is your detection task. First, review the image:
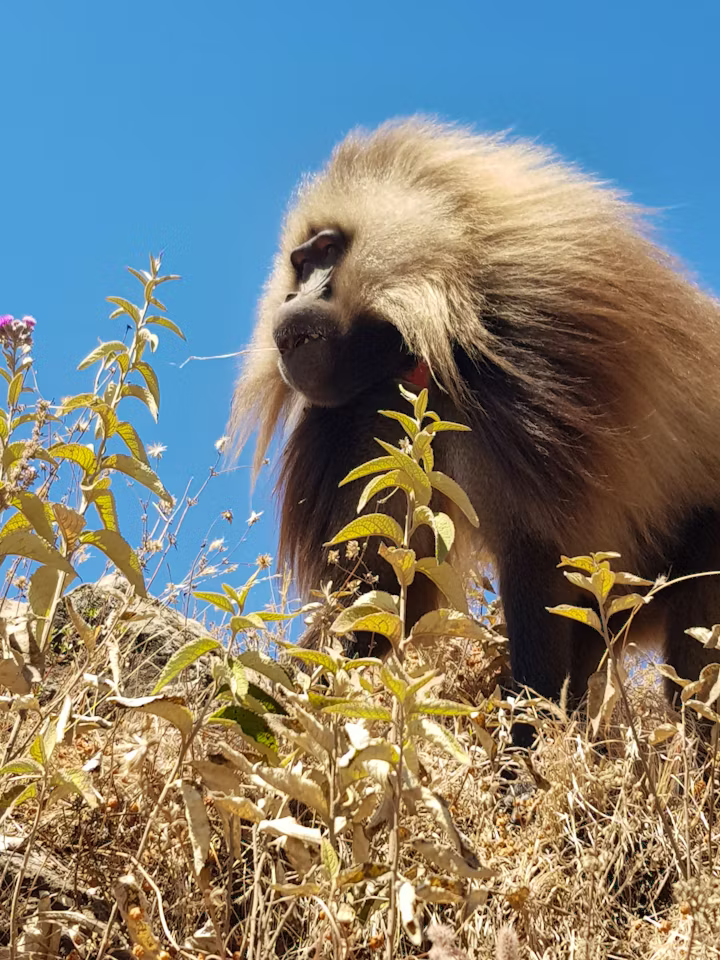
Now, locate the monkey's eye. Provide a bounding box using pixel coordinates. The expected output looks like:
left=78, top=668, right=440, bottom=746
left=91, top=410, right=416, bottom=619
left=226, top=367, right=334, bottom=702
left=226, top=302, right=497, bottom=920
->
left=316, top=239, right=340, bottom=266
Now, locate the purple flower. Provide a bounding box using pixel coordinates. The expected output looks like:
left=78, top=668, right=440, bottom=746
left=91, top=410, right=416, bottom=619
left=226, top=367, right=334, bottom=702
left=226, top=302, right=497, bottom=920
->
left=21, top=316, right=36, bottom=329
left=0, top=315, right=14, bottom=328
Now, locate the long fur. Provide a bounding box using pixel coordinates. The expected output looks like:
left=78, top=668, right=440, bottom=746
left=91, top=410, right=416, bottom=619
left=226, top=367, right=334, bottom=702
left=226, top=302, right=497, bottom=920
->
left=230, top=118, right=720, bottom=709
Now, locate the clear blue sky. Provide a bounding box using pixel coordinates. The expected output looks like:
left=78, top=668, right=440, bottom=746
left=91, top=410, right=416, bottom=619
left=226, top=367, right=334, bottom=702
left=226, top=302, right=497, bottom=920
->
left=1, top=1, right=719, bottom=610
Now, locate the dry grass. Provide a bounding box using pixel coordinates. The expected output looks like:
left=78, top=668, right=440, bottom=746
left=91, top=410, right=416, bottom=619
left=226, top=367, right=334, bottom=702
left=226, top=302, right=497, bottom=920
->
left=2, top=579, right=720, bottom=960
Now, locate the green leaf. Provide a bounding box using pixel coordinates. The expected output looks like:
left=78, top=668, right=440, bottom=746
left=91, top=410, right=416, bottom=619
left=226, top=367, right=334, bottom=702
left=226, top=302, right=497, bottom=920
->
left=374, top=439, right=432, bottom=506
left=193, top=590, right=235, bottom=614
left=380, top=665, right=409, bottom=703
left=413, top=699, right=479, bottom=718
left=128, top=266, right=151, bottom=285
left=546, top=604, right=603, bottom=634
left=378, top=544, right=416, bottom=587
left=0, top=530, right=75, bottom=577
left=115, top=421, right=148, bottom=463
left=591, top=566, right=615, bottom=603
left=78, top=529, right=146, bottom=597
left=433, top=512, right=455, bottom=563
left=357, top=590, right=399, bottom=612
left=237, top=650, right=293, bottom=690
left=112, top=694, right=194, bottom=740
left=331, top=605, right=403, bottom=642
left=244, top=682, right=287, bottom=716
left=321, top=838, right=341, bottom=879
left=0, top=782, right=35, bottom=814
left=283, top=647, right=338, bottom=673
left=411, top=507, right=456, bottom=563
left=325, top=513, right=404, bottom=547
left=411, top=716, right=471, bottom=763
left=221, top=582, right=243, bottom=605
left=230, top=613, right=266, bottom=633
left=0, top=512, right=30, bottom=539
left=10, top=492, right=55, bottom=543
left=50, top=443, right=97, bottom=474
left=607, top=594, right=646, bottom=618
left=208, top=705, right=279, bottom=756
left=137, top=327, right=159, bottom=352
left=409, top=609, right=488, bottom=646
left=29, top=565, right=60, bottom=618
left=230, top=659, right=249, bottom=699
left=51, top=769, right=98, bottom=808
left=412, top=430, right=434, bottom=471
left=0, top=759, right=43, bottom=777
left=29, top=734, right=46, bottom=765
left=563, top=570, right=593, bottom=593
left=558, top=554, right=594, bottom=573
left=413, top=388, right=429, bottom=421
left=3, top=442, right=56, bottom=471
left=77, top=340, right=128, bottom=371
left=120, top=383, right=158, bottom=421
left=100, top=453, right=172, bottom=504
left=356, top=469, right=411, bottom=513
left=144, top=315, right=186, bottom=340
left=152, top=635, right=221, bottom=693
left=235, top=569, right=261, bottom=613
left=7, top=372, right=23, bottom=408
left=87, top=489, right=120, bottom=532
left=425, top=420, right=471, bottom=434
left=322, top=701, right=392, bottom=721
left=106, top=296, right=141, bottom=324
left=338, top=456, right=397, bottom=486
left=133, top=361, right=160, bottom=409
left=61, top=395, right=119, bottom=438
left=428, top=471, right=479, bottom=527
left=415, top=558, right=468, bottom=614
left=11, top=412, right=48, bottom=431
left=378, top=409, right=419, bottom=438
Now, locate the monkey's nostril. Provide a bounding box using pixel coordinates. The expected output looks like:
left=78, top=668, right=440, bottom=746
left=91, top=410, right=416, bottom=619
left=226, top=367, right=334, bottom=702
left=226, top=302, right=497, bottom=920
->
left=274, top=330, right=293, bottom=355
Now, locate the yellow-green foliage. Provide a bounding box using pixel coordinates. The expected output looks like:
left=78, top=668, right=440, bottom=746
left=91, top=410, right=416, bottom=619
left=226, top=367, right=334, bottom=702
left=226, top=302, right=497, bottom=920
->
left=2, top=263, right=720, bottom=960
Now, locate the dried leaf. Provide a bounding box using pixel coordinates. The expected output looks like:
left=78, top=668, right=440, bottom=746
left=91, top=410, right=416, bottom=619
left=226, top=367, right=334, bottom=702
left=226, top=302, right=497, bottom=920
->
left=180, top=782, right=211, bottom=874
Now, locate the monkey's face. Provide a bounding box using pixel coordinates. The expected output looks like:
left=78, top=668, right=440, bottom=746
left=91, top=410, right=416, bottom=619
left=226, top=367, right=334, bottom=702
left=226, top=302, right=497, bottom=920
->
left=270, top=227, right=415, bottom=407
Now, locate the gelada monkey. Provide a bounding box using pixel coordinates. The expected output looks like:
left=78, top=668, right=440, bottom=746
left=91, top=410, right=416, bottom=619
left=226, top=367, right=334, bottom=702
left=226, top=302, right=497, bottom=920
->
left=231, top=119, right=720, bottom=743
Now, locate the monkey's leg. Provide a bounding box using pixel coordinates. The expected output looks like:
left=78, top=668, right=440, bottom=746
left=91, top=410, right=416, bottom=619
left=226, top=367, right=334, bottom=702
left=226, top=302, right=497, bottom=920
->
left=662, top=507, right=720, bottom=702
left=499, top=535, right=604, bottom=746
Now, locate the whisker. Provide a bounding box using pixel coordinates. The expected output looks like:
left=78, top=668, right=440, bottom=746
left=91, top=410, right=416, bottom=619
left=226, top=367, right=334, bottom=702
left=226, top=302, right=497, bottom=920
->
left=175, top=346, right=276, bottom=369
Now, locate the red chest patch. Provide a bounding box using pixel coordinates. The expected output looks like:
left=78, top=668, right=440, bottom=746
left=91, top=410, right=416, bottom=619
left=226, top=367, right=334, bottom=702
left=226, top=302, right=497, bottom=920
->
left=403, top=360, right=431, bottom=389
